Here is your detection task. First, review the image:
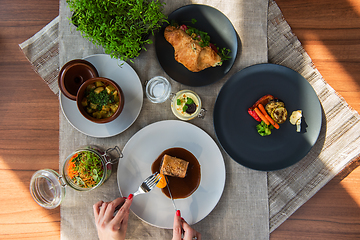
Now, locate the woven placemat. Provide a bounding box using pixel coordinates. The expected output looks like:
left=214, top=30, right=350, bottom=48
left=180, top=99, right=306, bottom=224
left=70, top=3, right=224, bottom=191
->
left=19, top=0, right=360, bottom=236
left=267, top=0, right=360, bottom=232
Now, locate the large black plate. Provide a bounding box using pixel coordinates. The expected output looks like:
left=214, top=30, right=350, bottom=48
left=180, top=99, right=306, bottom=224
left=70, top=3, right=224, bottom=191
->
left=155, top=4, right=238, bottom=87
left=213, top=64, right=322, bottom=171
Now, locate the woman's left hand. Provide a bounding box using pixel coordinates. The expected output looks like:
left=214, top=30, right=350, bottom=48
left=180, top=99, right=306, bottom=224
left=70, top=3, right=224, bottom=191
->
left=93, top=194, right=133, bottom=240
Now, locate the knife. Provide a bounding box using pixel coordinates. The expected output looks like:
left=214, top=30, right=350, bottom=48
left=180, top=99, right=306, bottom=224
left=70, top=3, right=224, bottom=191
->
left=165, top=176, right=186, bottom=237
left=165, top=176, right=177, bottom=211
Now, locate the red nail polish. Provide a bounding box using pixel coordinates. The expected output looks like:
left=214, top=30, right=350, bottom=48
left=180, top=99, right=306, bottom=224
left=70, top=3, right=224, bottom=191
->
left=176, top=210, right=181, bottom=216
left=127, top=194, right=133, bottom=200
left=181, top=217, right=184, bottom=221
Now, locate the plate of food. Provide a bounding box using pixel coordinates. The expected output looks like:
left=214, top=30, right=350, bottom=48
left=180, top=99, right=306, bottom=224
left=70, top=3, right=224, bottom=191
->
left=213, top=63, right=322, bottom=171
left=155, top=4, right=238, bottom=86
left=59, top=54, right=143, bottom=138
left=117, top=120, right=226, bottom=228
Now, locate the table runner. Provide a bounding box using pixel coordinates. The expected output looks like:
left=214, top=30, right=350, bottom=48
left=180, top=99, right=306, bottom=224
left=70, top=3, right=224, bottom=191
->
left=19, top=0, right=360, bottom=238
left=59, top=0, right=269, bottom=239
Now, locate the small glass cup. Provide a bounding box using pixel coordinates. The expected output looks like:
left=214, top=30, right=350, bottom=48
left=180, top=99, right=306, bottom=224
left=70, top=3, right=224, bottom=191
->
left=145, top=76, right=171, bottom=103
left=171, top=90, right=206, bottom=121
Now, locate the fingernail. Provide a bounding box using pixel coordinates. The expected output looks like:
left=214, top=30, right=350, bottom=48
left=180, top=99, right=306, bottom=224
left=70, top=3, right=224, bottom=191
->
left=123, top=197, right=127, bottom=199
left=181, top=217, right=185, bottom=221
left=176, top=210, right=181, bottom=216
left=127, top=194, right=133, bottom=200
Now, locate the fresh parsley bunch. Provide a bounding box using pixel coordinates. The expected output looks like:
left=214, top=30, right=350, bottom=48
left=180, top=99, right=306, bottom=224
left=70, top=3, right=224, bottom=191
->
left=67, top=0, right=168, bottom=62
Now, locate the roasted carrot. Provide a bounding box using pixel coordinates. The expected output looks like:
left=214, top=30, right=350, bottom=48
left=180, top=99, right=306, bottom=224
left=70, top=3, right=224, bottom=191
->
left=265, top=115, right=280, bottom=129
left=257, top=103, right=267, bottom=116
left=254, top=107, right=270, bottom=125
left=258, top=104, right=280, bottom=129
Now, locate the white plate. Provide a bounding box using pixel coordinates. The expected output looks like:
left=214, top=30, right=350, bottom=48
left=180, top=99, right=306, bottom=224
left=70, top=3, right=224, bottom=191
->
left=59, top=54, right=143, bottom=138
left=117, top=120, right=226, bottom=229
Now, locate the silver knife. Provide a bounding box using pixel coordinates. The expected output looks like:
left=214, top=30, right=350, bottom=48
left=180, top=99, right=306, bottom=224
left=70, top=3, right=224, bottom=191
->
left=165, top=176, right=177, bottom=212
left=165, top=176, right=185, bottom=237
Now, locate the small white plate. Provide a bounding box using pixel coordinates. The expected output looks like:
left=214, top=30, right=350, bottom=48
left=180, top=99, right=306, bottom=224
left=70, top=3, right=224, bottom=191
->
left=117, top=120, right=226, bottom=229
left=59, top=54, right=143, bottom=138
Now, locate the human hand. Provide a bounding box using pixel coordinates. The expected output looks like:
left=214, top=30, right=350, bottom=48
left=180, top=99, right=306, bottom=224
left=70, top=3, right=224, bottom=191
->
left=172, top=210, right=201, bottom=240
left=93, top=194, right=133, bottom=240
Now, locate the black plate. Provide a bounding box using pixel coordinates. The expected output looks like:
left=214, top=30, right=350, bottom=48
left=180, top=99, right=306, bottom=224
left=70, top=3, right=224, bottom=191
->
left=213, top=64, right=322, bottom=171
left=155, top=4, right=238, bottom=87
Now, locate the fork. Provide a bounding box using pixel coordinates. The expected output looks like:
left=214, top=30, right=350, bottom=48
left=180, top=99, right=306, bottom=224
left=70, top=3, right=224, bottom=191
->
left=133, top=172, right=161, bottom=197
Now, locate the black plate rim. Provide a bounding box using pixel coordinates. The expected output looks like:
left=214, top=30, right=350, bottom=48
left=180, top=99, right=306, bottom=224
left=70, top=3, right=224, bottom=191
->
left=155, top=4, right=238, bottom=87
left=213, top=63, right=322, bottom=171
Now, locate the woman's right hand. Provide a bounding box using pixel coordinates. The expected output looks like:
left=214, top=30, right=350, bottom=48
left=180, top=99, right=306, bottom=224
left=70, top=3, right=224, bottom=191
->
left=172, top=210, right=201, bottom=240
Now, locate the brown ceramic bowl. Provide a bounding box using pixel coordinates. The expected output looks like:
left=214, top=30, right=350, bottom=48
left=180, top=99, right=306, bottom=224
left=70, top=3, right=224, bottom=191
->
left=76, top=77, right=125, bottom=124
left=58, top=59, right=99, bottom=101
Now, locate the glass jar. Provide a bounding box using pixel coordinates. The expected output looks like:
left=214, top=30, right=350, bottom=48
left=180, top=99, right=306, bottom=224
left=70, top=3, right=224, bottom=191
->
left=30, top=145, right=122, bottom=209
left=171, top=90, right=206, bottom=121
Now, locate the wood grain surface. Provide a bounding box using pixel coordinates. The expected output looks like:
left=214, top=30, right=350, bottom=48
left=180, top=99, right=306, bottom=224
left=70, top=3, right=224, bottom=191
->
left=0, top=0, right=359, bottom=239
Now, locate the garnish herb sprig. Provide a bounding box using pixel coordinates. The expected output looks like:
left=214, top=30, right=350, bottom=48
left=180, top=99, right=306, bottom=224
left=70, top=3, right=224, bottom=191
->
left=67, top=0, right=168, bottom=62
left=186, top=26, right=211, bottom=48
left=87, top=89, right=115, bottom=111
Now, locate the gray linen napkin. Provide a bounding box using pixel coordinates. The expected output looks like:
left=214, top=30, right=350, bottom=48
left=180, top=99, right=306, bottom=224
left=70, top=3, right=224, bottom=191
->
left=19, top=0, right=360, bottom=239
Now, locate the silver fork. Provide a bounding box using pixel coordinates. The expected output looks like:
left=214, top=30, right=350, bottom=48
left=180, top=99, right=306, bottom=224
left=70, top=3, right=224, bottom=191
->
left=133, top=172, right=161, bottom=197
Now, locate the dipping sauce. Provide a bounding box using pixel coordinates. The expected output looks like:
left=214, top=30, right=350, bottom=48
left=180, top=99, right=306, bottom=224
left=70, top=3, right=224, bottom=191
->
left=175, top=92, right=199, bottom=116
left=151, top=147, right=201, bottom=199
left=171, top=90, right=202, bottom=121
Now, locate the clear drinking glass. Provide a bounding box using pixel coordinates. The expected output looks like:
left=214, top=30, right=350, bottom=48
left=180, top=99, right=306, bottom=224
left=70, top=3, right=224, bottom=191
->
left=145, top=76, right=171, bottom=103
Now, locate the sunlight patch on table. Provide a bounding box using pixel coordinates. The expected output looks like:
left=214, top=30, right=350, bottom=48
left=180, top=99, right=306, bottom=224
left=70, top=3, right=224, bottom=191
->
left=340, top=167, right=360, bottom=207
left=303, top=31, right=360, bottom=95
left=347, top=0, right=360, bottom=16
left=0, top=157, right=60, bottom=234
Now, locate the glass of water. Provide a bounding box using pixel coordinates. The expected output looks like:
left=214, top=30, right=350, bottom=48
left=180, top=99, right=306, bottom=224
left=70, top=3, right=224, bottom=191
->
left=145, top=76, right=171, bottom=103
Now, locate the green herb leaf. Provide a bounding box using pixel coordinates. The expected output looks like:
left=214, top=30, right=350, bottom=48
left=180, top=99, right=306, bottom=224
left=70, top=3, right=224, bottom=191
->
left=86, top=86, right=115, bottom=111
left=186, top=98, right=194, bottom=105
left=218, top=47, right=232, bottom=62
left=185, top=26, right=211, bottom=47
left=191, top=18, right=197, bottom=24
left=183, top=105, right=188, bottom=112
left=177, top=99, right=182, bottom=105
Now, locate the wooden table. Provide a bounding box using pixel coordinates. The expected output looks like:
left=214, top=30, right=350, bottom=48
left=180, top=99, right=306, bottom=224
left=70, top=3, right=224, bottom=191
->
left=0, top=0, right=359, bottom=239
